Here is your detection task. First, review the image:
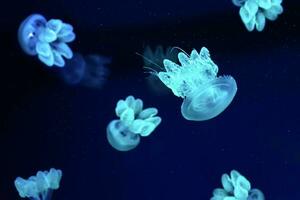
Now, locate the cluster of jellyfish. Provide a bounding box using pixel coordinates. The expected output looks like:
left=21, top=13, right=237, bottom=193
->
left=15, top=1, right=285, bottom=197
left=13, top=168, right=265, bottom=200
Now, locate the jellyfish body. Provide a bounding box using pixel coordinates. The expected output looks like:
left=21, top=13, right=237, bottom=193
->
left=155, top=47, right=237, bottom=121
left=59, top=53, right=110, bottom=89
left=143, top=45, right=178, bottom=95
left=210, top=170, right=265, bottom=200
left=232, top=0, right=283, bottom=31
left=107, top=96, right=161, bottom=151
left=14, top=168, right=62, bottom=200
left=18, top=14, right=75, bottom=67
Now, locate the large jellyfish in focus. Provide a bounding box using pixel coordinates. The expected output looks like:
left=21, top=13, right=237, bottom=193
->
left=232, top=0, right=283, bottom=31
left=152, top=47, right=237, bottom=121
left=210, top=170, right=265, bottom=200
left=18, top=14, right=75, bottom=67
left=59, top=52, right=110, bottom=89
left=143, top=45, right=178, bottom=95
left=107, top=95, right=161, bottom=151
left=14, top=168, right=62, bottom=200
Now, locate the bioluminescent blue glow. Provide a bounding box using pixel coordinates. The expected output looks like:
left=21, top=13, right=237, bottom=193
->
left=18, top=14, right=75, bottom=67
left=232, top=0, right=283, bottom=31
left=14, top=168, right=62, bottom=200
left=153, top=47, right=237, bottom=121
left=59, top=53, right=110, bottom=89
left=210, top=170, right=265, bottom=200
left=107, top=95, right=161, bottom=151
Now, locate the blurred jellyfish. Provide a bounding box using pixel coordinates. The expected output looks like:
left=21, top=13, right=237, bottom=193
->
left=210, top=170, right=265, bottom=200
left=232, top=0, right=283, bottom=31
left=14, top=168, right=62, bottom=200
left=107, top=95, right=161, bottom=151
left=59, top=52, right=110, bottom=89
left=18, top=13, right=75, bottom=67
left=143, top=45, right=178, bottom=95
left=151, top=47, right=237, bottom=121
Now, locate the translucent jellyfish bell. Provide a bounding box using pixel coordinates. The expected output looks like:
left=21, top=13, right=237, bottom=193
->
left=59, top=53, right=110, bottom=89
left=107, top=120, right=140, bottom=151
left=156, top=47, right=237, bottom=121
left=248, top=189, right=265, bottom=200
left=18, top=14, right=47, bottom=56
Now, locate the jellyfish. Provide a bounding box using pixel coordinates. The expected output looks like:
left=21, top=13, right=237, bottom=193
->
left=14, top=168, right=62, bottom=200
left=232, top=0, right=283, bottom=31
left=210, top=170, right=265, bottom=200
left=151, top=47, right=237, bottom=121
left=107, top=95, right=161, bottom=151
left=59, top=52, right=110, bottom=89
left=18, top=14, right=76, bottom=67
left=142, top=45, right=178, bottom=95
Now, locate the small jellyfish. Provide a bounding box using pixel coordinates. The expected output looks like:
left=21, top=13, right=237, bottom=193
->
left=152, top=47, right=237, bottom=121
left=142, top=45, right=178, bottom=95
left=210, top=170, right=265, bottom=200
left=232, top=0, right=283, bottom=31
left=14, top=168, right=62, bottom=200
left=59, top=52, right=110, bottom=89
left=107, top=95, right=161, bottom=151
left=18, top=14, right=76, bottom=67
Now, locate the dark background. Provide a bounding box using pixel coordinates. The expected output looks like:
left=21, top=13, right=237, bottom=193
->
left=0, top=0, right=300, bottom=199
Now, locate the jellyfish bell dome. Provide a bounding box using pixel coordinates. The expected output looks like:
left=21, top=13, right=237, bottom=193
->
left=248, top=189, right=265, bottom=200
left=106, top=120, right=140, bottom=151
left=60, top=52, right=86, bottom=85
left=181, top=75, right=237, bottom=121
left=18, top=14, right=46, bottom=56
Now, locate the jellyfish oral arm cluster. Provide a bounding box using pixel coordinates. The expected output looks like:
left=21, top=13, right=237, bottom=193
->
left=156, top=47, right=237, bottom=121
left=14, top=168, right=62, bottom=200
left=18, top=14, right=76, bottom=67
left=107, top=96, right=161, bottom=151
left=211, top=170, right=265, bottom=200
left=232, top=0, right=283, bottom=31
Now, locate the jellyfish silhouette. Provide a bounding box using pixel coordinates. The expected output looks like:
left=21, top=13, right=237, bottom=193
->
left=14, top=168, right=62, bottom=200
left=232, top=0, right=283, bottom=31
left=18, top=14, right=75, bottom=67
left=143, top=45, right=178, bottom=95
left=210, top=170, right=265, bottom=200
left=152, top=47, right=237, bottom=121
left=59, top=52, right=110, bottom=89
left=107, top=96, right=161, bottom=151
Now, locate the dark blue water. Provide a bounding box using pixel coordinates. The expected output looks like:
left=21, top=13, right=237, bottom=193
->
left=0, top=0, right=299, bottom=199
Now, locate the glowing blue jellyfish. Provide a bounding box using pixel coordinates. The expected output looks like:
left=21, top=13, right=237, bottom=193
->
left=143, top=45, right=178, bottom=95
left=211, top=170, right=265, bottom=200
left=232, top=0, right=283, bottom=31
left=152, top=47, right=237, bottom=121
left=59, top=52, right=110, bottom=89
left=18, top=14, right=75, bottom=67
left=14, top=168, right=62, bottom=200
left=107, top=95, right=161, bottom=151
